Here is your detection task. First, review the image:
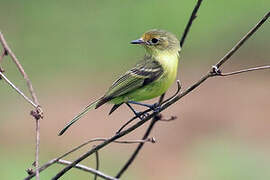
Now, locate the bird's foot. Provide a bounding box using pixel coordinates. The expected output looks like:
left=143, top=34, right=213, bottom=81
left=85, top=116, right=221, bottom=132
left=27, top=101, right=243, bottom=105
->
left=145, top=103, right=161, bottom=113
left=136, top=111, right=150, bottom=120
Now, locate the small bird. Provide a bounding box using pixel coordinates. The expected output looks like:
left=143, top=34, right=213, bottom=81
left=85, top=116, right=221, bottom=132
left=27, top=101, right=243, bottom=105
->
left=59, top=29, right=181, bottom=135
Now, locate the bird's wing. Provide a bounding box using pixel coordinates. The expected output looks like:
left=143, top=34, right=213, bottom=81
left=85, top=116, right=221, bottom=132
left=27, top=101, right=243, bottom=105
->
left=104, top=56, right=164, bottom=100
left=59, top=56, right=164, bottom=135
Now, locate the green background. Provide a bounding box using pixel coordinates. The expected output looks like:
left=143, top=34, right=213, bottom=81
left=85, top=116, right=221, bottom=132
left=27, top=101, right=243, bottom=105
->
left=0, top=0, right=270, bottom=179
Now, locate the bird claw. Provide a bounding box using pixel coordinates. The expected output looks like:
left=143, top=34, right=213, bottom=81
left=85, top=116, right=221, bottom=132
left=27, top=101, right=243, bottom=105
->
left=137, top=111, right=149, bottom=120
left=150, top=103, right=161, bottom=113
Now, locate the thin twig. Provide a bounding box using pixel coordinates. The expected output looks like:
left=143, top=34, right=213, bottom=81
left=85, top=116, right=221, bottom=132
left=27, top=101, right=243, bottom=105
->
left=35, top=119, right=40, bottom=180
left=94, top=147, right=100, bottom=180
left=116, top=108, right=152, bottom=134
left=116, top=94, right=169, bottom=178
left=115, top=111, right=162, bottom=178
left=0, top=49, right=7, bottom=72
left=57, top=159, right=118, bottom=180
left=0, top=32, right=40, bottom=105
left=219, top=65, right=270, bottom=76
left=180, top=0, right=203, bottom=48
left=0, top=72, right=38, bottom=108
left=24, top=137, right=154, bottom=180
left=51, top=10, right=270, bottom=180
left=0, top=32, right=43, bottom=180
left=160, top=80, right=181, bottom=106
left=52, top=112, right=159, bottom=179
left=215, top=11, right=270, bottom=68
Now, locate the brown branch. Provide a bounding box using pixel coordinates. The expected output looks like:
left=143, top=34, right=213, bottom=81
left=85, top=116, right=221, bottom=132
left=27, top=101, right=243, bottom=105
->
left=0, top=32, right=43, bottom=180
left=0, top=72, right=38, bottom=107
left=51, top=10, right=269, bottom=180
left=57, top=159, right=118, bottom=180
left=180, top=0, right=203, bottom=48
left=24, top=137, right=155, bottom=180
left=215, top=11, right=270, bottom=68
left=0, top=49, right=7, bottom=72
left=115, top=94, right=165, bottom=178
left=0, top=32, right=40, bottom=105
left=115, top=113, right=162, bottom=178
left=94, top=147, right=100, bottom=180
left=218, top=65, right=270, bottom=77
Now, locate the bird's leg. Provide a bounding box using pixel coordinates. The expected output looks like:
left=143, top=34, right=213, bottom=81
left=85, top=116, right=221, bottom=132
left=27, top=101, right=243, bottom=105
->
left=125, top=103, right=148, bottom=120
left=115, top=103, right=147, bottom=134
left=127, top=101, right=161, bottom=113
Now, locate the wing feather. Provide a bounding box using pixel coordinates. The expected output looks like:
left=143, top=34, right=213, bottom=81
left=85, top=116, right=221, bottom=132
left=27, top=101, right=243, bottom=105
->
left=104, top=56, right=163, bottom=100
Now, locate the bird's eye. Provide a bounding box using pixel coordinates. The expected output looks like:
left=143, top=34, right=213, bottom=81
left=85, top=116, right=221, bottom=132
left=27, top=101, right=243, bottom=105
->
left=151, top=38, right=159, bottom=44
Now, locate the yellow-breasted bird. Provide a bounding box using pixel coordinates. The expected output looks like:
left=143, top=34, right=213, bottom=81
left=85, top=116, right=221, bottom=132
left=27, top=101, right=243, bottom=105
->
left=59, top=29, right=181, bottom=135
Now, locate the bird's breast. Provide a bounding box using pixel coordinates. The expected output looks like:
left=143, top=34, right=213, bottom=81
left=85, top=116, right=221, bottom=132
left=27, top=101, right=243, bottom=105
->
left=157, top=53, right=179, bottom=88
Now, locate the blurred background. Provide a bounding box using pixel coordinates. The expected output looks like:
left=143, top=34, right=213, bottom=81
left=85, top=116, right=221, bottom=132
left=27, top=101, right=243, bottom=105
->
left=0, top=0, right=270, bottom=179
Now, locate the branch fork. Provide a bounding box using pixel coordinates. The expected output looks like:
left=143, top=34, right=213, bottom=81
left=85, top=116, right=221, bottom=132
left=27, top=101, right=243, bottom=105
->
left=0, top=31, right=43, bottom=180
left=30, top=106, right=44, bottom=120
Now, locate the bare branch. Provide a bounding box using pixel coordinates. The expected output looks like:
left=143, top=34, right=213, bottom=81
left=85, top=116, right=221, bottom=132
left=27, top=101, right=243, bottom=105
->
left=0, top=72, right=38, bottom=108
left=115, top=112, right=162, bottom=178
left=0, top=32, right=40, bottom=105
left=180, top=0, right=203, bottom=48
left=162, top=11, right=270, bottom=109
left=0, top=49, right=7, bottom=72
left=57, top=159, right=118, bottom=180
left=216, top=11, right=270, bottom=68
left=0, top=31, right=43, bottom=180
left=52, top=112, right=159, bottom=179
left=24, top=137, right=154, bottom=179
left=116, top=108, right=152, bottom=134
left=94, top=147, right=100, bottom=180
left=160, top=80, right=181, bottom=106
left=219, top=65, right=270, bottom=77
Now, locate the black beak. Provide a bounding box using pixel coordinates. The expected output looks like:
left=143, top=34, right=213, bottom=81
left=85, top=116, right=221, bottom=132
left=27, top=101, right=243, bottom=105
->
left=130, top=39, right=144, bottom=44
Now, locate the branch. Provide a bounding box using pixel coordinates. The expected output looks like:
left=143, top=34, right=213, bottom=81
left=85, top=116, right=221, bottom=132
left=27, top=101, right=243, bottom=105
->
left=115, top=94, right=165, bottom=178
left=115, top=114, right=162, bottom=178
left=0, top=49, right=7, bottom=72
left=51, top=10, right=269, bottom=180
left=0, top=72, right=38, bottom=108
left=0, top=32, right=40, bottom=105
left=57, top=159, right=118, bottom=180
left=94, top=148, right=100, bottom=180
left=218, top=65, right=270, bottom=77
left=0, top=32, right=43, bottom=180
left=215, top=11, right=270, bottom=68
left=24, top=137, right=155, bottom=180
left=180, top=0, right=203, bottom=48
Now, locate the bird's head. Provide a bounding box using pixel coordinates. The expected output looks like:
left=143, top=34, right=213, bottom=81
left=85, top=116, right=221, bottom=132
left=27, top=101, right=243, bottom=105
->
left=131, top=29, right=180, bottom=55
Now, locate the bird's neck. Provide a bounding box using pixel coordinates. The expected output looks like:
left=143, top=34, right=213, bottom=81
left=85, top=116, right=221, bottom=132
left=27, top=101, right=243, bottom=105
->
left=149, top=49, right=180, bottom=75
left=148, top=48, right=180, bottom=63
left=147, top=46, right=180, bottom=58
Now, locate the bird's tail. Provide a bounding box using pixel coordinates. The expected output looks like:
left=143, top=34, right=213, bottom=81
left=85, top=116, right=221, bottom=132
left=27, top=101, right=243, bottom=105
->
left=58, top=99, right=100, bottom=136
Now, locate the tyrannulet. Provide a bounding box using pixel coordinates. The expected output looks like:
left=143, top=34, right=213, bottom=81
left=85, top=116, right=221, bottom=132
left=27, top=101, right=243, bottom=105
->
left=59, top=29, right=180, bottom=135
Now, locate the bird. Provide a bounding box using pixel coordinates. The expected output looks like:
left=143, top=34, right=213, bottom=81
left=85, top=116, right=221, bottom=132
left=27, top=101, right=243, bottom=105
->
left=59, top=29, right=181, bottom=136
